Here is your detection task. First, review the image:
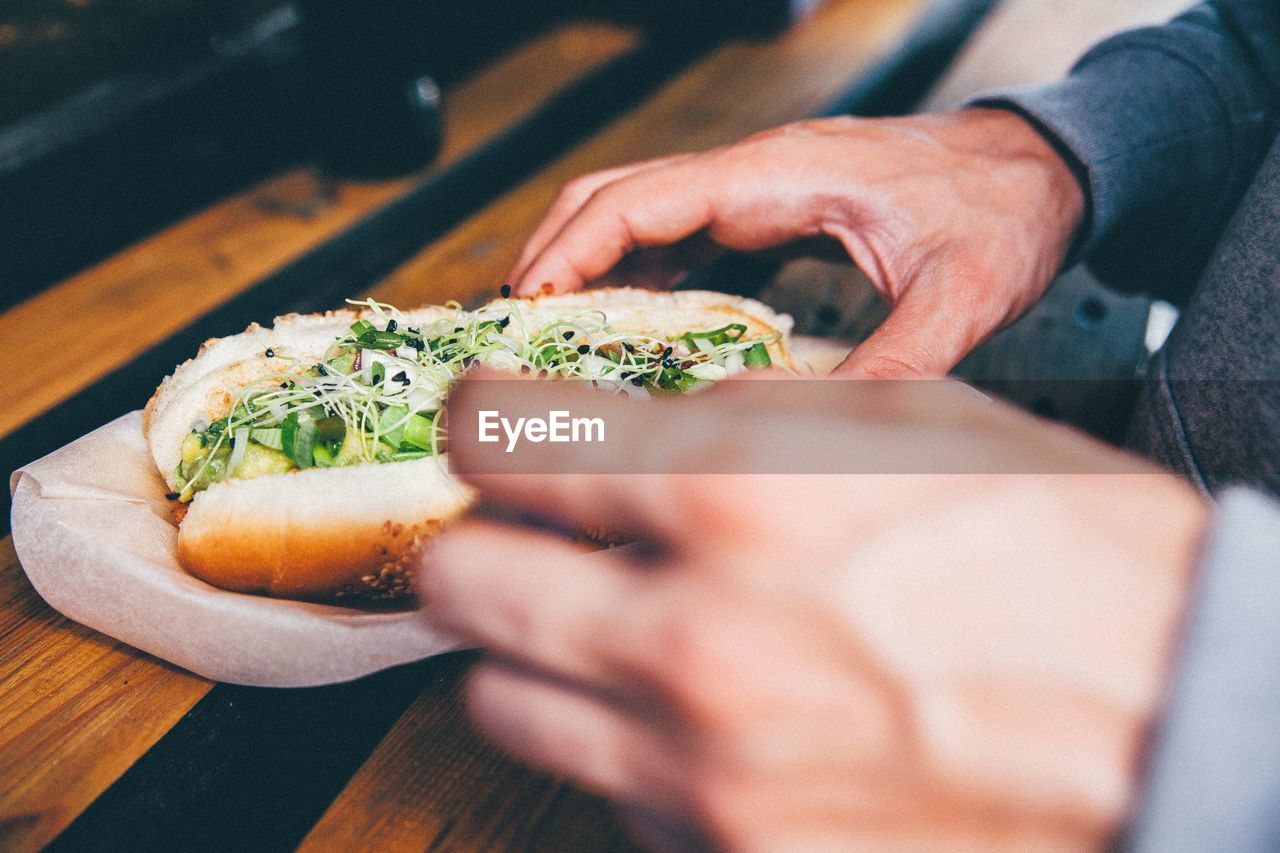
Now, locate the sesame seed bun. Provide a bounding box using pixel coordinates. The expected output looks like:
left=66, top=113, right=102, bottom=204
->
left=145, top=288, right=792, bottom=601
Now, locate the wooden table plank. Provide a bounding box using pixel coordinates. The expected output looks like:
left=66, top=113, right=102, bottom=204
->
left=367, top=0, right=924, bottom=313
left=310, top=1, right=925, bottom=849
left=298, top=653, right=641, bottom=853
left=0, top=23, right=638, bottom=442
left=3, top=2, right=922, bottom=849
left=0, top=537, right=212, bottom=851
left=0, top=25, right=639, bottom=853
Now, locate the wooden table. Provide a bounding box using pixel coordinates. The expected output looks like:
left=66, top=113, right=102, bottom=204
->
left=0, top=2, right=928, bottom=849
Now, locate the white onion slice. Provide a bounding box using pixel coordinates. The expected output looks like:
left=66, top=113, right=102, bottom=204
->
left=406, top=387, right=443, bottom=411
left=687, top=362, right=728, bottom=381
left=228, top=428, right=249, bottom=477
left=576, top=354, right=619, bottom=379
left=361, top=349, right=397, bottom=384
left=479, top=350, right=523, bottom=372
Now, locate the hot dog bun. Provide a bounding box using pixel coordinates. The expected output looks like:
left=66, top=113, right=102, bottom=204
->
left=145, top=288, right=792, bottom=601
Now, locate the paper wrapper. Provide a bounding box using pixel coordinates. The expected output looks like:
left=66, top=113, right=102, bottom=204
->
left=9, top=411, right=463, bottom=687
left=8, top=337, right=852, bottom=688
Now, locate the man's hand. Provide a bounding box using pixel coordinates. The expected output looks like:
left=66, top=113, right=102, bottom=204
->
left=510, top=109, right=1084, bottom=378
left=420, top=376, right=1207, bottom=851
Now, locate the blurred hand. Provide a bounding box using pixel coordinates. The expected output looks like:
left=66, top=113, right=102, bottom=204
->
left=421, top=376, right=1207, bottom=852
left=510, top=109, right=1084, bottom=378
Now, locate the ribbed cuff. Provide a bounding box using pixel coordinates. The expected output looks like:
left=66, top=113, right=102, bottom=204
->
left=966, top=17, right=1271, bottom=278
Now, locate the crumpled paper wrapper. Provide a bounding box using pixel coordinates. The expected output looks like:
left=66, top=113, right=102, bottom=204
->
left=10, top=411, right=463, bottom=687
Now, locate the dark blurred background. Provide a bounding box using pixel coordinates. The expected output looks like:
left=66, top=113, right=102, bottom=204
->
left=1, top=0, right=1192, bottom=445
left=0, top=0, right=804, bottom=304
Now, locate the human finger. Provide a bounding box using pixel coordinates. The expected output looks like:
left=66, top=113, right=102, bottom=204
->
left=420, top=518, right=652, bottom=689
left=510, top=156, right=689, bottom=295
left=466, top=659, right=687, bottom=812
left=832, top=271, right=1002, bottom=379
left=511, top=157, right=753, bottom=296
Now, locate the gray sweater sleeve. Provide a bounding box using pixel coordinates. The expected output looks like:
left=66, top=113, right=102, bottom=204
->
left=970, top=1, right=1280, bottom=304
left=1126, top=488, right=1280, bottom=852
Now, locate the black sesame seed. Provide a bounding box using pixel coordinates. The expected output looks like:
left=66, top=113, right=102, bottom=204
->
left=563, top=330, right=574, bottom=339
left=316, top=364, right=328, bottom=376
left=500, top=284, right=512, bottom=298
left=498, top=316, right=511, bottom=328
left=630, top=377, right=645, bottom=386
left=662, top=346, right=672, bottom=359
left=393, top=371, right=409, bottom=383
left=577, top=344, right=590, bottom=354
left=623, top=342, right=635, bottom=352
left=165, top=492, right=179, bottom=501
left=265, top=347, right=275, bottom=358
left=386, top=319, right=398, bottom=332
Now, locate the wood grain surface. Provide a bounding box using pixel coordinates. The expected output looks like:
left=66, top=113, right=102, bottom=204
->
left=368, top=0, right=925, bottom=312
left=0, top=537, right=211, bottom=851
left=312, top=1, right=924, bottom=849
left=298, top=653, right=642, bottom=853
left=1, top=1, right=922, bottom=850
left=0, top=23, right=637, bottom=442
left=0, top=25, right=636, bottom=853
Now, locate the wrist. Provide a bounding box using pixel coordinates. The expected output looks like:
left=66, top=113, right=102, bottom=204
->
left=952, top=107, right=1087, bottom=268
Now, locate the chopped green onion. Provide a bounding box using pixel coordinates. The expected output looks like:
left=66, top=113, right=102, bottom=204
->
left=402, top=413, right=435, bottom=450
left=359, top=330, right=405, bottom=349
left=744, top=342, right=772, bottom=368
left=378, top=405, right=410, bottom=447
left=680, top=323, right=747, bottom=349
left=250, top=427, right=283, bottom=451
left=175, top=302, right=782, bottom=498
left=282, top=411, right=317, bottom=468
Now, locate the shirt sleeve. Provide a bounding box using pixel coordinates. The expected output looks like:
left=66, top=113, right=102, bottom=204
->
left=968, top=1, right=1280, bottom=304
left=1124, top=487, right=1280, bottom=852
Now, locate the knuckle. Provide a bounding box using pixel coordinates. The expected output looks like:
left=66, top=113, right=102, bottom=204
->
left=856, top=352, right=930, bottom=380
left=748, top=116, right=857, bottom=147
left=588, top=178, right=629, bottom=212
left=947, top=263, right=994, bottom=299
left=557, top=174, right=602, bottom=207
